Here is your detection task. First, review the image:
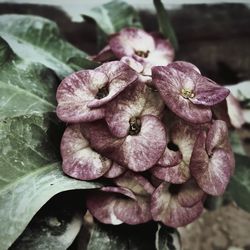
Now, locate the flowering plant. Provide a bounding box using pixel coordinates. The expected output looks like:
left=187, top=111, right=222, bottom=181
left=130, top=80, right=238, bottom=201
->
left=0, top=1, right=249, bottom=249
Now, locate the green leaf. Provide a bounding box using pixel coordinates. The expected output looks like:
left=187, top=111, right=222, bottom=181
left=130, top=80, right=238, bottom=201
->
left=83, top=0, right=142, bottom=35
left=0, top=37, right=58, bottom=120
left=0, top=14, right=95, bottom=78
left=78, top=222, right=180, bottom=250
left=229, top=130, right=246, bottom=155
left=10, top=192, right=85, bottom=250
left=227, top=154, right=250, bottom=212
left=153, top=0, right=178, bottom=50
left=0, top=114, right=101, bottom=249
left=67, top=56, right=100, bottom=72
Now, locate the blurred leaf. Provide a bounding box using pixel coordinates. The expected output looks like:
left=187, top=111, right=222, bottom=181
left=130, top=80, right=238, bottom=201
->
left=0, top=114, right=101, bottom=249
left=10, top=192, right=85, bottom=250
left=227, top=154, right=250, bottom=212
left=67, top=56, right=100, bottom=71
left=77, top=221, right=180, bottom=250
left=229, top=130, right=247, bottom=155
left=83, top=0, right=142, bottom=43
left=153, top=0, right=178, bottom=50
left=0, top=14, right=95, bottom=78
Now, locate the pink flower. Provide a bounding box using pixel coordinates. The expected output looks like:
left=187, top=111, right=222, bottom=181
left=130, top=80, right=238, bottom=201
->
left=86, top=171, right=154, bottom=225
left=190, top=120, right=235, bottom=195
left=56, top=61, right=138, bottom=123
left=151, top=180, right=204, bottom=227
left=152, top=61, right=230, bottom=123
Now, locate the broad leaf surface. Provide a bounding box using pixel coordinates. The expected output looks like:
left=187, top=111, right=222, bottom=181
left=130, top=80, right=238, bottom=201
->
left=82, top=0, right=142, bottom=35
left=0, top=114, right=101, bottom=249
left=10, top=192, right=85, bottom=250
left=0, top=37, right=57, bottom=120
left=0, top=14, right=94, bottom=78
left=227, top=154, right=250, bottom=212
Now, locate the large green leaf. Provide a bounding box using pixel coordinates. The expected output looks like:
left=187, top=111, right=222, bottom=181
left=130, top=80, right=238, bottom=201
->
left=83, top=0, right=142, bottom=35
left=0, top=14, right=94, bottom=78
left=153, top=0, right=178, bottom=50
left=0, top=37, right=57, bottom=120
left=227, top=154, right=250, bottom=212
left=10, top=192, right=85, bottom=250
left=0, top=114, right=101, bottom=250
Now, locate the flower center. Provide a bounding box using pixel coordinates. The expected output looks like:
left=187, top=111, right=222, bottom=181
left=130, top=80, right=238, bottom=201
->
left=129, top=117, right=141, bottom=135
left=134, top=50, right=150, bottom=58
left=169, top=184, right=181, bottom=195
left=181, top=88, right=195, bottom=99
left=95, top=85, right=109, bottom=99
left=167, top=141, right=179, bottom=152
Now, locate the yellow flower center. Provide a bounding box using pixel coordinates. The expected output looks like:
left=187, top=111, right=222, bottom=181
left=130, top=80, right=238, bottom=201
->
left=181, top=88, right=195, bottom=99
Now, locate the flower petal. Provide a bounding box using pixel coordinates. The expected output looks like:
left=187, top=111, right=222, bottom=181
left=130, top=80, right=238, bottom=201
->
left=177, top=179, right=205, bottom=207
left=152, top=65, right=212, bottom=123
left=91, top=45, right=115, bottom=63
left=191, top=77, right=230, bottom=106
left=109, top=28, right=155, bottom=58
left=151, top=161, right=190, bottom=184
left=151, top=182, right=203, bottom=227
left=60, top=124, right=111, bottom=180
left=104, top=162, right=126, bottom=178
left=88, top=61, right=138, bottom=108
left=56, top=70, right=106, bottom=123
left=122, top=115, right=167, bottom=171
left=190, top=130, right=232, bottom=195
left=105, top=80, right=164, bottom=137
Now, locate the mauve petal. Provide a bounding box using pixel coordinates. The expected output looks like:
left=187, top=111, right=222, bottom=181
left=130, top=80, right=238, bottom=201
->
left=88, top=61, right=138, bottom=108
left=105, top=81, right=164, bottom=138
left=56, top=70, right=107, bottom=123
left=100, top=186, right=136, bottom=200
left=91, top=45, right=115, bottom=63
left=104, top=162, right=126, bottom=178
left=121, top=56, right=144, bottom=73
left=157, top=145, right=182, bottom=167
left=109, top=28, right=155, bottom=58
left=80, top=120, right=125, bottom=164
left=191, top=77, right=230, bottom=106
left=151, top=182, right=203, bottom=227
left=151, top=161, right=190, bottom=184
left=114, top=196, right=152, bottom=225
left=115, top=171, right=155, bottom=195
left=170, top=61, right=201, bottom=74
left=86, top=191, right=123, bottom=225
left=152, top=66, right=212, bottom=123
left=177, top=179, right=205, bottom=207
left=61, top=124, right=111, bottom=180
left=205, top=120, right=229, bottom=155
left=190, top=131, right=232, bottom=196
left=123, top=115, right=167, bottom=171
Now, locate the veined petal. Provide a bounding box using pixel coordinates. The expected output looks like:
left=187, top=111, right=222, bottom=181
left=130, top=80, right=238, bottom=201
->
left=151, top=182, right=203, bottom=227
left=60, top=124, right=111, bottom=180
left=191, top=77, right=230, bottom=106
left=105, top=81, right=164, bottom=138
left=152, top=65, right=212, bottom=124
left=122, top=115, right=167, bottom=171
left=190, top=130, right=232, bottom=196
left=56, top=70, right=106, bottom=123
left=104, top=162, right=126, bottom=178
left=109, top=28, right=155, bottom=58
left=151, top=161, right=190, bottom=184
left=88, top=61, right=138, bottom=108
left=177, top=179, right=205, bottom=207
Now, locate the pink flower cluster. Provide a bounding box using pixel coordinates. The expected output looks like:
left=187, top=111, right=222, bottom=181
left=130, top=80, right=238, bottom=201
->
left=56, top=28, right=234, bottom=227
